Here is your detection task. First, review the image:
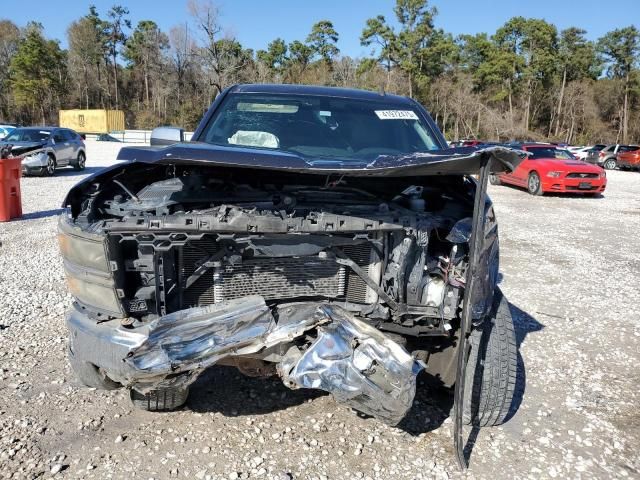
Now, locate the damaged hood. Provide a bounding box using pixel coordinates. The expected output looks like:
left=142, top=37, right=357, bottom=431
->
left=63, top=144, right=523, bottom=207
left=0, top=141, right=47, bottom=156
left=114, top=142, right=524, bottom=177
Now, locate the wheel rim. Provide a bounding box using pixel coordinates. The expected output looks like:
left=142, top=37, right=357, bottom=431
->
left=605, top=160, right=615, bottom=169
left=528, top=174, right=539, bottom=193
left=47, top=158, right=55, bottom=174
left=78, top=154, right=85, bottom=169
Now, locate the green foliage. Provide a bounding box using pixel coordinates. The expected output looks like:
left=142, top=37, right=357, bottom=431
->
left=559, top=28, right=599, bottom=81
left=306, top=20, right=339, bottom=64
left=361, top=15, right=396, bottom=68
left=123, top=20, right=169, bottom=105
left=104, top=5, right=131, bottom=58
left=494, top=17, right=558, bottom=86
left=597, top=26, right=640, bottom=141
left=67, top=16, right=106, bottom=67
left=0, top=20, right=20, bottom=120
left=420, top=29, right=459, bottom=78
left=9, top=23, right=66, bottom=117
left=257, top=38, right=288, bottom=74
left=394, top=0, right=436, bottom=91
left=289, top=40, right=313, bottom=67
left=124, top=21, right=168, bottom=67
left=361, top=0, right=441, bottom=96
left=0, top=20, right=20, bottom=70
left=598, top=26, right=640, bottom=78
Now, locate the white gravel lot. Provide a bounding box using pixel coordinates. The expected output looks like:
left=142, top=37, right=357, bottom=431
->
left=0, top=140, right=638, bottom=479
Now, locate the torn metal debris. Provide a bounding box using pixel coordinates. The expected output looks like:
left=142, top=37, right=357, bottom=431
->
left=121, top=296, right=421, bottom=425
left=279, top=305, right=421, bottom=425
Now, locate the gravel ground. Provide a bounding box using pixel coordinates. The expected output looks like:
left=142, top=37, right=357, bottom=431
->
left=0, top=141, right=638, bottom=479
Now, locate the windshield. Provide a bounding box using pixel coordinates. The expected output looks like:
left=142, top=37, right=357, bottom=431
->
left=527, top=147, right=575, bottom=160
left=4, top=129, right=51, bottom=143
left=200, top=93, right=441, bottom=162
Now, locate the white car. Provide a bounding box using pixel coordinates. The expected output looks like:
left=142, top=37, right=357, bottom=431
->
left=0, top=125, right=16, bottom=140
left=571, top=145, right=603, bottom=161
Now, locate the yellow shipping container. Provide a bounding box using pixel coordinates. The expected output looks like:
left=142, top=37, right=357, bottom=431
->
left=59, top=109, right=125, bottom=134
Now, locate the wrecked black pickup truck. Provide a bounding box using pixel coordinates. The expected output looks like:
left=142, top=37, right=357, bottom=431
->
left=60, top=84, right=521, bottom=465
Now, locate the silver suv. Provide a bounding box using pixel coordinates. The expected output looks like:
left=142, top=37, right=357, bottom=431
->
left=0, top=127, right=86, bottom=176
left=585, top=144, right=635, bottom=170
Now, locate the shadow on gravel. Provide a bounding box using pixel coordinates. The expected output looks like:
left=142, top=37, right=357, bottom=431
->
left=510, top=302, right=545, bottom=347
left=20, top=208, right=65, bottom=220
left=189, top=364, right=455, bottom=438
left=188, top=365, right=326, bottom=416
left=396, top=374, right=454, bottom=435
left=188, top=302, right=544, bottom=460
left=542, top=192, right=605, bottom=199
left=462, top=302, right=545, bottom=465
left=496, top=185, right=605, bottom=199
left=503, top=302, right=544, bottom=422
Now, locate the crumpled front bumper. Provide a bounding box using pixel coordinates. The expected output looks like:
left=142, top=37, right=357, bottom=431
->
left=67, top=306, right=151, bottom=384
left=67, top=297, right=422, bottom=425
left=21, top=151, right=49, bottom=174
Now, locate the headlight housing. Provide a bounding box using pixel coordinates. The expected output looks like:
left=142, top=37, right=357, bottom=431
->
left=58, top=215, right=123, bottom=316
left=546, top=171, right=562, bottom=178
left=64, top=261, right=123, bottom=314
left=57, top=225, right=110, bottom=273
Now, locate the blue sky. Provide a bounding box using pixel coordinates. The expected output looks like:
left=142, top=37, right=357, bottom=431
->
left=3, top=0, right=639, bottom=56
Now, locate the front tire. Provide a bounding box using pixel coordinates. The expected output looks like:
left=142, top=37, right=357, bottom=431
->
left=527, top=172, right=543, bottom=195
left=130, top=388, right=189, bottom=412
left=463, top=289, right=518, bottom=427
left=44, top=155, right=56, bottom=176
left=603, top=158, right=617, bottom=170
left=489, top=174, right=502, bottom=185
left=73, top=151, right=86, bottom=171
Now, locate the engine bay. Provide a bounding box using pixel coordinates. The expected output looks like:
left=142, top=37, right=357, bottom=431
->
left=58, top=140, right=513, bottom=432
left=65, top=165, right=477, bottom=339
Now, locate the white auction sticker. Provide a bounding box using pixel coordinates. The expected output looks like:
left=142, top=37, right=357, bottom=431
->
left=374, top=110, right=419, bottom=120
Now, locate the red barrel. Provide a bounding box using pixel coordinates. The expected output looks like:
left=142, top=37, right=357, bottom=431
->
left=0, top=157, right=22, bottom=222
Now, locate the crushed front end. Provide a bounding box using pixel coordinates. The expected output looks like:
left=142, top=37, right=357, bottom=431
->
left=60, top=149, right=504, bottom=426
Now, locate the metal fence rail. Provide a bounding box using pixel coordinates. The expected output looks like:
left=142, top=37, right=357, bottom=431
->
left=84, top=130, right=194, bottom=144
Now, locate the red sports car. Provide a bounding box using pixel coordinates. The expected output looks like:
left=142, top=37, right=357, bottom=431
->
left=490, top=144, right=607, bottom=196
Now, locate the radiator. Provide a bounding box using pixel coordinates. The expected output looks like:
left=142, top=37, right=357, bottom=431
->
left=179, top=238, right=375, bottom=307
left=214, top=257, right=346, bottom=301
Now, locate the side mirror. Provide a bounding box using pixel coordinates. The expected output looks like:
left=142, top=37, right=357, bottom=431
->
left=150, top=126, right=185, bottom=146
